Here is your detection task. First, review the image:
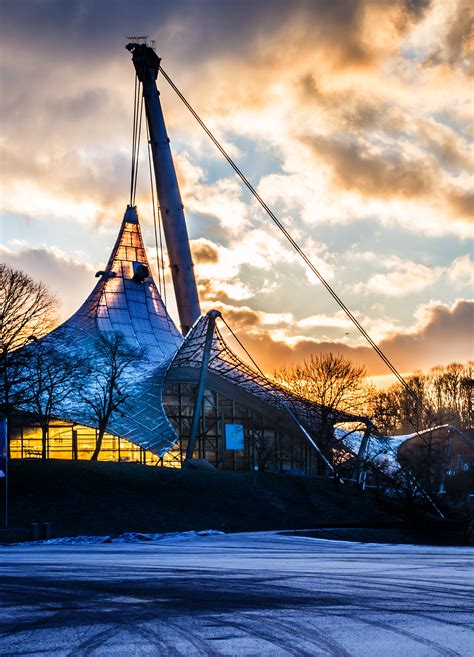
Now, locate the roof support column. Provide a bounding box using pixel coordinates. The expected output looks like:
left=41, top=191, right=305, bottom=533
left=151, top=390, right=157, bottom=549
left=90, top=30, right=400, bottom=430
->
left=186, top=310, right=222, bottom=461
left=355, top=420, right=373, bottom=487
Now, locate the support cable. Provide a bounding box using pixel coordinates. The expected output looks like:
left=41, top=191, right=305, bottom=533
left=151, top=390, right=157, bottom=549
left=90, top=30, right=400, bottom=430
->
left=220, top=316, right=265, bottom=378
left=157, top=205, right=168, bottom=307
left=159, top=68, right=450, bottom=516
left=130, top=74, right=143, bottom=206
left=159, top=66, right=419, bottom=404
left=129, top=74, right=139, bottom=205
left=146, top=120, right=164, bottom=294
left=132, top=93, right=144, bottom=205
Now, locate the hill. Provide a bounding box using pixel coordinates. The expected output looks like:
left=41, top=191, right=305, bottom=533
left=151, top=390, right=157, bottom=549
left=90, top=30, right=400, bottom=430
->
left=4, top=459, right=394, bottom=539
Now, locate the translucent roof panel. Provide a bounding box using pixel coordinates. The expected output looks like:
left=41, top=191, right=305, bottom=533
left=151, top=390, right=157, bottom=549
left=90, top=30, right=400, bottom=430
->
left=13, top=205, right=183, bottom=456
left=169, top=313, right=361, bottom=432
left=71, top=205, right=183, bottom=362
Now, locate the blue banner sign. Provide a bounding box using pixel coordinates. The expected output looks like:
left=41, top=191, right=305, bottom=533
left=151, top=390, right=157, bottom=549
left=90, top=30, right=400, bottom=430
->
left=225, top=424, right=245, bottom=450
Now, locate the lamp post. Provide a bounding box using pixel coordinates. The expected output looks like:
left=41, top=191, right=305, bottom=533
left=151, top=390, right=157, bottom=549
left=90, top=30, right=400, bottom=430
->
left=0, top=415, right=8, bottom=529
left=0, top=341, right=8, bottom=528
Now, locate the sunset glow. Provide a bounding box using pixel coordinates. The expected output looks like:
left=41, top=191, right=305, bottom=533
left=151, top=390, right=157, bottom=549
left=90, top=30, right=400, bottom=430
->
left=1, top=0, right=472, bottom=377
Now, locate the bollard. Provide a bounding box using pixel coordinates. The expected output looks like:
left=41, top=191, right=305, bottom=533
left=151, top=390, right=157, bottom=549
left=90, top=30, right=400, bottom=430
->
left=43, top=522, right=52, bottom=540
left=31, top=522, right=40, bottom=541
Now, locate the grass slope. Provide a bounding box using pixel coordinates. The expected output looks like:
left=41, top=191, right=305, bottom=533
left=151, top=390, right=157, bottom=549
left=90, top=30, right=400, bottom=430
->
left=5, top=459, right=392, bottom=538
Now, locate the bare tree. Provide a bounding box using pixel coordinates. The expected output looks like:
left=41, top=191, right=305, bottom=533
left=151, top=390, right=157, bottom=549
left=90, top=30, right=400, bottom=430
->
left=397, top=373, right=430, bottom=432
left=429, top=362, right=474, bottom=429
left=80, top=332, right=143, bottom=461
left=397, top=429, right=449, bottom=496
left=274, top=353, right=368, bottom=469
left=460, top=373, right=473, bottom=430
left=371, top=362, right=474, bottom=436
left=27, top=341, right=85, bottom=459
left=369, top=388, right=401, bottom=435
left=249, top=428, right=284, bottom=472
left=0, top=264, right=57, bottom=437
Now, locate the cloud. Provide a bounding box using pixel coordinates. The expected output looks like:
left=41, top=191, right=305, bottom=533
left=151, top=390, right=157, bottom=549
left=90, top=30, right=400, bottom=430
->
left=355, top=258, right=443, bottom=297
left=217, top=298, right=473, bottom=377
left=354, top=253, right=474, bottom=298
left=300, top=132, right=473, bottom=225
left=425, top=0, right=473, bottom=73
left=446, top=188, right=474, bottom=221
left=302, top=134, right=435, bottom=200
left=1, top=0, right=471, bottom=238
left=443, top=0, right=474, bottom=69
left=0, top=244, right=95, bottom=318
left=176, top=155, right=251, bottom=236
left=297, top=313, right=353, bottom=330
left=381, top=298, right=474, bottom=370
left=190, top=238, right=219, bottom=264
left=448, top=254, right=474, bottom=287
left=416, top=118, right=473, bottom=170
left=1, top=0, right=472, bottom=379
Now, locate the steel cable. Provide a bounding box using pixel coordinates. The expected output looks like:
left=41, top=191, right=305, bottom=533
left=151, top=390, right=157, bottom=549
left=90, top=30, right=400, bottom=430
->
left=158, top=66, right=455, bottom=516
left=159, top=66, right=433, bottom=409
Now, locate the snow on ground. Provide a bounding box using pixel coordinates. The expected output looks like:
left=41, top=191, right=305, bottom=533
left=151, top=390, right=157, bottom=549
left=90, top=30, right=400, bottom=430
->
left=0, top=531, right=473, bottom=656
left=10, top=529, right=224, bottom=546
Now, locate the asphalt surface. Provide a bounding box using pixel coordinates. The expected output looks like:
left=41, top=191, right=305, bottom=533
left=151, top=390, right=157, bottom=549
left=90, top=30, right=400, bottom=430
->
left=0, top=532, right=473, bottom=656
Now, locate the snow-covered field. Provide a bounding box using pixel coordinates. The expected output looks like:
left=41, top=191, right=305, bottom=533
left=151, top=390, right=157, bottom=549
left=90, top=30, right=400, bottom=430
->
left=1, top=531, right=473, bottom=656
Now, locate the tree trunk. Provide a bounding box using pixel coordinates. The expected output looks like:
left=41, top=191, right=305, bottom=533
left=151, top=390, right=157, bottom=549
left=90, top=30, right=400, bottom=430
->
left=72, top=428, right=78, bottom=460
left=41, top=426, right=48, bottom=459
left=91, top=427, right=105, bottom=461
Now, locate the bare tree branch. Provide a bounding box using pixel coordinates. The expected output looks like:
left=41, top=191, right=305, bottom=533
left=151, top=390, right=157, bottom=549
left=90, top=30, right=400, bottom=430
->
left=79, top=332, right=143, bottom=460
left=0, top=264, right=58, bottom=438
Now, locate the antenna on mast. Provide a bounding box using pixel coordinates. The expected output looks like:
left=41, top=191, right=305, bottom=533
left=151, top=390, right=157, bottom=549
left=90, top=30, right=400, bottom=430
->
left=126, top=35, right=149, bottom=45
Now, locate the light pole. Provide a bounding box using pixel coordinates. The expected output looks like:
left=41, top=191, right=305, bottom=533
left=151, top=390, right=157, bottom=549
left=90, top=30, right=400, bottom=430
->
left=0, top=341, right=8, bottom=528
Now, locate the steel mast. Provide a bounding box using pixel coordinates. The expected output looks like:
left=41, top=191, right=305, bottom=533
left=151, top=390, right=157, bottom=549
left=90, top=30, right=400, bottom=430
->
left=126, top=41, right=201, bottom=335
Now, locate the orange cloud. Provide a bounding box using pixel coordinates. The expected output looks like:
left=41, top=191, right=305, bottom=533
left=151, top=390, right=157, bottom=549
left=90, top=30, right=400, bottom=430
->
left=211, top=299, right=474, bottom=377
left=302, top=134, right=435, bottom=199
left=190, top=238, right=219, bottom=264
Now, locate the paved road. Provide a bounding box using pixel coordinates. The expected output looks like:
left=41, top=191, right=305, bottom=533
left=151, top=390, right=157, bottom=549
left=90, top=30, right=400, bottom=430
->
left=0, top=532, right=473, bottom=656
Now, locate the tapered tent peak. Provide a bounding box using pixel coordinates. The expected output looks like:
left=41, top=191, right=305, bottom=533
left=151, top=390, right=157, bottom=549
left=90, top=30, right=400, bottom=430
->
left=68, top=204, right=183, bottom=363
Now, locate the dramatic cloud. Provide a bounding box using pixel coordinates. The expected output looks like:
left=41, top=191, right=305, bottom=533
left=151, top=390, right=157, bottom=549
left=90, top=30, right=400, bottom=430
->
left=355, top=258, right=443, bottom=297
left=190, top=238, right=220, bottom=264
left=425, top=0, right=473, bottom=72
left=301, top=134, right=473, bottom=223
left=1, top=0, right=472, bottom=377
left=213, top=299, right=474, bottom=376
left=0, top=244, right=95, bottom=317
left=446, top=189, right=474, bottom=221
left=303, top=134, right=434, bottom=199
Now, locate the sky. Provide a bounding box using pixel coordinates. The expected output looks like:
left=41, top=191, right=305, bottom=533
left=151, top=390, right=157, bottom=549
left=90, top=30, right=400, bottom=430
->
left=0, top=0, right=473, bottom=383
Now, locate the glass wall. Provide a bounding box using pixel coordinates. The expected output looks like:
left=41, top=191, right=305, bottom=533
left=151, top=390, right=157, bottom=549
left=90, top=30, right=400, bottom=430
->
left=9, top=421, right=180, bottom=467
left=162, top=382, right=316, bottom=473
left=9, top=382, right=318, bottom=474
